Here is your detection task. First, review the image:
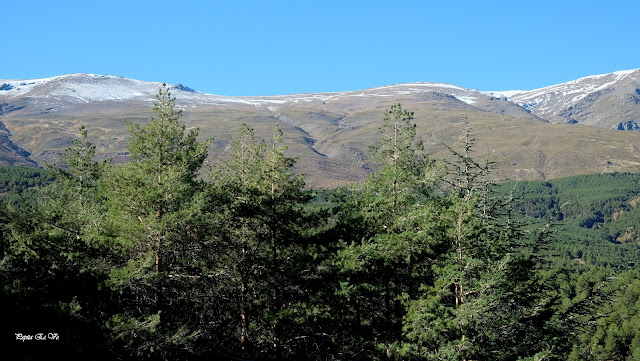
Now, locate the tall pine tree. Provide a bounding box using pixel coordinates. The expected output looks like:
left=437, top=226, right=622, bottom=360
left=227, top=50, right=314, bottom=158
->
left=333, top=103, right=440, bottom=359
left=205, top=124, right=311, bottom=359
left=99, top=84, right=211, bottom=359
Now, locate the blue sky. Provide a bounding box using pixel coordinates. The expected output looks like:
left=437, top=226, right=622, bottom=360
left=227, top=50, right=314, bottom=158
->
left=3, top=0, right=638, bottom=95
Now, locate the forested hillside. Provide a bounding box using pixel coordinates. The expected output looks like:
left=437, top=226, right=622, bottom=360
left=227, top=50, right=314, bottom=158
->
left=0, top=165, right=52, bottom=205
left=495, top=173, right=640, bottom=267
left=2, top=86, right=639, bottom=360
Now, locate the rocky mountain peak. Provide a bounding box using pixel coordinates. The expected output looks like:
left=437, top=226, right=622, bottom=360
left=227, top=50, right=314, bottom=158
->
left=506, top=69, right=640, bottom=127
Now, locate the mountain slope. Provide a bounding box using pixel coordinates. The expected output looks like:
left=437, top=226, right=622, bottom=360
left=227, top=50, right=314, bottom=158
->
left=0, top=120, right=36, bottom=167
left=1, top=72, right=640, bottom=187
left=0, top=74, right=541, bottom=118
left=504, top=69, right=640, bottom=129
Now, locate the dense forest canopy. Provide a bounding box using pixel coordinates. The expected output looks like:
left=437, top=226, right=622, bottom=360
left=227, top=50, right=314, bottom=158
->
left=2, top=86, right=640, bottom=360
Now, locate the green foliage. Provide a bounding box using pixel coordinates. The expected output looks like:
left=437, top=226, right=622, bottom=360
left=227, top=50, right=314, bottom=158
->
left=126, top=85, right=209, bottom=177
left=496, top=173, right=640, bottom=226
left=400, top=124, right=564, bottom=361
left=2, top=98, right=638, bottom=361
left=493, top=173, right=640, bottom=268
left=94, top=84, right=213, bottom=359
left=0, top=125, right=112, bottom=360
left=330, top=103, right=439, bottom=358
left=365, top=103, right=434, bottom=223
left=205, top=123, right=314, bottom=359
left=566, top=270, right=640, bottom=361
left=0, top=165, right=53, bottom=206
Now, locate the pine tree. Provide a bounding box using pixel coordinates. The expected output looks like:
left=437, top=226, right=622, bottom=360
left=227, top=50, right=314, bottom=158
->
left=401, top=120, right=559, bottom=360
left=365, top=103, right=434, bottom=225
left=205, top=124, right=309, bottom=359
left=1, top=125, right=112, bottom=359
left=333, top=103, right=439, bottom=358
left=99, top=84, right=211, bottom=359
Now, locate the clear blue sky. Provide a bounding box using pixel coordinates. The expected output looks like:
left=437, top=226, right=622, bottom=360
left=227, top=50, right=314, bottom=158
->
left=3, top=0, right=638, bottom=96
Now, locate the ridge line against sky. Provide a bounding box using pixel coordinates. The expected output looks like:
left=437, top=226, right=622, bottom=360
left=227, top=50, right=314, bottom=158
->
left=3, top=0, right=639, bottom=96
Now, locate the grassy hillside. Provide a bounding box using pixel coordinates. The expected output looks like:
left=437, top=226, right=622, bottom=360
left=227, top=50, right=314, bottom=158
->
left=4, top=99, right=640, bottom=188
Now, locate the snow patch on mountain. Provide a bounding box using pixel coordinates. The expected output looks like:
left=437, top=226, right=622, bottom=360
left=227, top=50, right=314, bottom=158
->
left=0, top=78, right=49, bottom=97
left=0, top=74, right=159, bottom=102
left=349, top=83, right=480, bottom=104
left=0, top=72, right=491, bottom=111
left=482, top=90, right=525, bottom=99
left=0, top=74, right=489, bottom=109
left=2, top=69, right=639, bottom=119
left=507, top=69, right=640, bottom=118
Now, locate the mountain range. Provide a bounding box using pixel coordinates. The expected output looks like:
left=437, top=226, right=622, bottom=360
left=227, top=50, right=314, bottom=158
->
left=2, top=70, right=640, bottom=188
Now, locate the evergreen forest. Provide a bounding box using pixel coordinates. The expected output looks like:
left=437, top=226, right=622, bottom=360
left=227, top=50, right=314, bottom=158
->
left=2, top=85, right=640, bottom=361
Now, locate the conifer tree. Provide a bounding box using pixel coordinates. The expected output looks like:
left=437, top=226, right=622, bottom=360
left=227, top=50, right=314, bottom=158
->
left=401, top=120, right=559, bottom=360
left=99, top=84, right=211, bottom=359
left=206, top=124, right=309, bottom=359
left=334, top=103, right=439, bottom=358
left=365, top=103, right=433, bottom=224
left=1, top=125, right=112, bottom=359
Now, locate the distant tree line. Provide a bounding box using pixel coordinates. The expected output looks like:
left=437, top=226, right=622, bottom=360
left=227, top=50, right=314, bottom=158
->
left=1, top=85, right=640, bottom=360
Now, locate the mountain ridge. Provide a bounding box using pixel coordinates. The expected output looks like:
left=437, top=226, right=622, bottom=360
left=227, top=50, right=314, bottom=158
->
left=3, top=68, right=639, bottom=108
left=2, top=70, right=640, bottom=188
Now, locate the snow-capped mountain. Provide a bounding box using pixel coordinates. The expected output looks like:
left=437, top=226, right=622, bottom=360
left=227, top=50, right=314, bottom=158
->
left=502, top=69, right=640, bottom=129
left=4, top=70, right=639, bottom=130
left=0, top=74, right=161, bottom=101
left=2, top=70, right=640, bottom=187
left=0, top=73, right=538, bottom=119
left=0, top=73, right=490, bottom=106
